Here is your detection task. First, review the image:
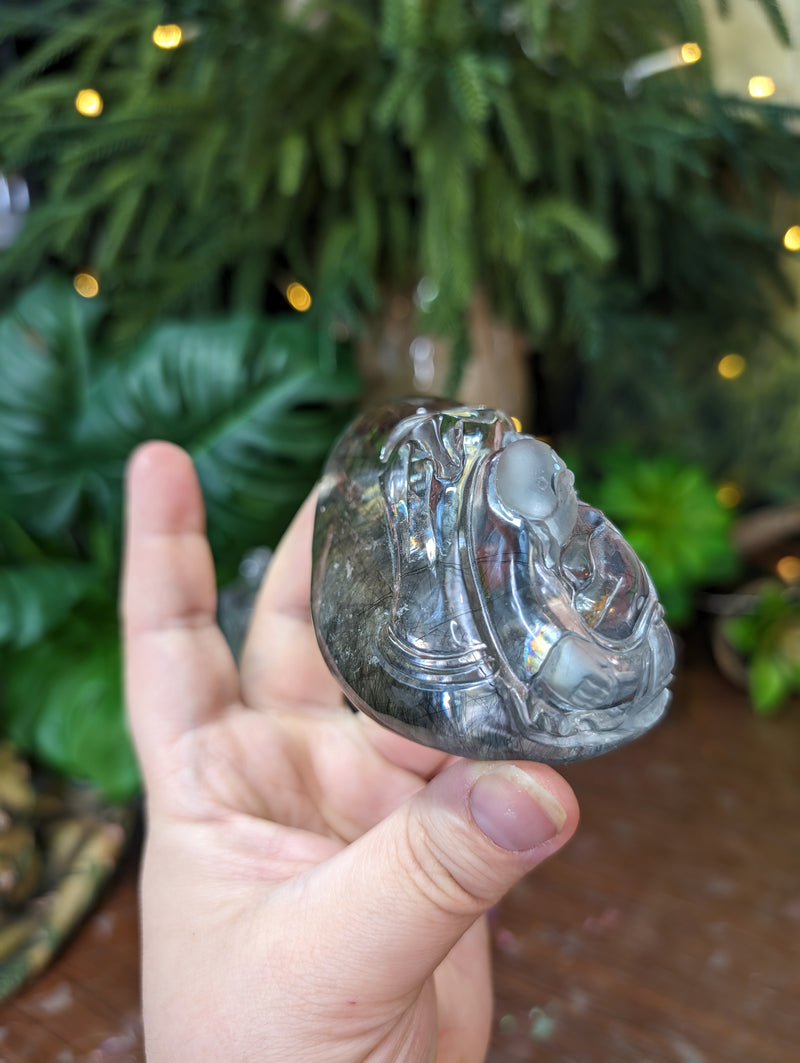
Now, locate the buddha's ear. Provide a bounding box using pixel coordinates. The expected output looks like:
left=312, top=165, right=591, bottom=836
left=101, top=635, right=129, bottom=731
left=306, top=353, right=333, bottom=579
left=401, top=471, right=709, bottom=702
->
left=495, top=438, right=558, bottom=519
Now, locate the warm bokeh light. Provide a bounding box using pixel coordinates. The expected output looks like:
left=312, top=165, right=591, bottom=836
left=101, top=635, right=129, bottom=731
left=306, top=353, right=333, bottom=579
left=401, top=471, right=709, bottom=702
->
left=716, top=482, right=742, bottom=509
left=748, top=75, right=776, bottom=99
left=286, top=281, right=312, bottom=312
left=74, top=89, right=103, bottom=117
left=783, top=225, right=800, bottom=252
left=73, top=272, right=100, bottom=298
left=717, top=353, right=746, bottom=380
left=152, top=24, right=183, bottom=49
left=681, top=42, right=702, bottom=64
left=776, top=555, right=800, bottom=583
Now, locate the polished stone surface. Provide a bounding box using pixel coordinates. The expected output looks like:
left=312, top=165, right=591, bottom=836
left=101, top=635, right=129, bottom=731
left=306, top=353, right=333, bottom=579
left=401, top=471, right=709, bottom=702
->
left=312, top=399, right=674, bottom=762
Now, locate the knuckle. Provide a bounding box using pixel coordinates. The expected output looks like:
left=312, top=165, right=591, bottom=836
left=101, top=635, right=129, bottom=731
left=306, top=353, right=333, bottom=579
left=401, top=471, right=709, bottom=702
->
left=397, top=811, right=492, bottom=917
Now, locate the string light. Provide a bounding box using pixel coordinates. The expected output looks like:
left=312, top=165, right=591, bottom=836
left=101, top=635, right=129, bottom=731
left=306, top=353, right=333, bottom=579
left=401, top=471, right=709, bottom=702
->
left=748, top=76, right=775, bottom=99
left=286, top=282, right=312, bottom=312
left=73, top=272, right=100, bottom=298
left=783, top=225, right=800, bottom=252
left=623, top=43, right=703, bottom=95
left=776, top=556, right=800, bottom=583
left=716, top=482, right=742, bottom=509
left=717, top=353, right=746, bottom=380
left=74, top=89, right=103, bottom=117
left=152, top=24, right=183, bottom=49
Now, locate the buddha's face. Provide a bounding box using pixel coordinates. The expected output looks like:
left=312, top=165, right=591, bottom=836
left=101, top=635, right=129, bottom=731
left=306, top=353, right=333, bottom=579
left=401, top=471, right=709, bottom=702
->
left=494, top=437, right=578, bottom=547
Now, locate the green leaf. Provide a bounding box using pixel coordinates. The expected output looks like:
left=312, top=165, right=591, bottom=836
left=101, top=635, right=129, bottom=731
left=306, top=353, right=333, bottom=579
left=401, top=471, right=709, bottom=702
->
left=723, top=582, right=800, bottom=713
left=751, top=0, right=792, bottom=46
left=0, top=562, right=100, bottom=649
left=494, top=89, right=539, bottom=181
left=3, top=616, right=139, bottom=800
left=277, top=132, right=308, bottom=197
left=447, top=52, right=491, bottom=123
left=724, top=613, right=758, bottom=655
left=527, top=198, right=617, bottom=272
left=79, top=312, right=359, bottom=552
left=748, top=654, right=789, bottom=715
left=0, top=276, right=358, bottom=582
left=0, top=278, right=98, bottom=533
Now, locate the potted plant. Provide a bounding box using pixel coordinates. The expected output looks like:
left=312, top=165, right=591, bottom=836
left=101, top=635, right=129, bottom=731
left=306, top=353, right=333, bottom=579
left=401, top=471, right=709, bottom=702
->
left=721, top=581, right=800, bottom=712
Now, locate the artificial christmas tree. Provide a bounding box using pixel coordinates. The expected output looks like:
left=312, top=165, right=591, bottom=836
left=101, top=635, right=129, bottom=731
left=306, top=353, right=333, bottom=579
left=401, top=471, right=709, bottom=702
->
left=1, top=0, right=798, bottom=503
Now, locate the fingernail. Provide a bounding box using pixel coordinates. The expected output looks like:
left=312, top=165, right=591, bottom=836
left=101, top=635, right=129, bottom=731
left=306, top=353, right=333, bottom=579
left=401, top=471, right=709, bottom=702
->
left=469, top=766, right=567, bottom=852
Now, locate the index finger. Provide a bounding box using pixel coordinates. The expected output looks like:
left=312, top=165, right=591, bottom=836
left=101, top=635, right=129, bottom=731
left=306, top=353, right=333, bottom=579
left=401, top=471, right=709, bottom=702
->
left=122, top=442, right=240, bottom=776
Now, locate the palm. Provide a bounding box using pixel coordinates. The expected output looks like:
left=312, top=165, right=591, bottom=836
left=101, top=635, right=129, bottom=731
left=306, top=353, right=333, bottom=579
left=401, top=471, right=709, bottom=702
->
left=163, top=704, right=492, bottom=1057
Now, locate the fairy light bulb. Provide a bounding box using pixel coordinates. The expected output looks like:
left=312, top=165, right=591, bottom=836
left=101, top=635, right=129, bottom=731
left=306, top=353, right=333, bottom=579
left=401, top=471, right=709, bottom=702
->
left=748, top=76, right=776, bottom=99
left=75, top=89, right=103, bottom=117
left=153, top=24, right=183, bottom=49
left=776, top=556, right=800, bottom=583
left=286, top=282, right=312, bottom=312
left=717, top=353, right=746, bottom=380
left=73, top=272, right=100, bottom=298
left=623, top=42, right=703, bottom=94
left=783, top=226, right=800, bottom=252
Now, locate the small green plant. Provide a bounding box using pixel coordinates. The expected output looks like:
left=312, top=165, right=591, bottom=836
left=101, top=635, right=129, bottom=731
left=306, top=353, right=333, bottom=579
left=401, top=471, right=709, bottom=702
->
left=0, top=277, right=358, bottom=798
left=724, top=582, right=800, bottom=713
left=588, top=452, right=739, bottom=625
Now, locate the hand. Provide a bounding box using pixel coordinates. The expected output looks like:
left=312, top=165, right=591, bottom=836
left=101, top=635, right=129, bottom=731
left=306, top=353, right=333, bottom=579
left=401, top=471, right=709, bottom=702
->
left=122, top=442, right=580, bottom=1063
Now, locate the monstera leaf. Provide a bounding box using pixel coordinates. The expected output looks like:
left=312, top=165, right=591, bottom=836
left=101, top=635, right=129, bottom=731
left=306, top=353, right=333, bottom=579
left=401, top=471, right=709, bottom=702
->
left=0, top=279, right=359, bottom=555
left=0, top=562, right=99, bottom=650
left=81, top=316, right=359, bottom=553
left=0, top=277, right=359, bottom=798
left=0, top=278, right=102, bottom=532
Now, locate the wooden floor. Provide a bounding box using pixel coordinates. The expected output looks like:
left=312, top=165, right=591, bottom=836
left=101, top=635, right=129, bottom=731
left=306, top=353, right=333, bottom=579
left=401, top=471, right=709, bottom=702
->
left=1, top=636, right=798, bottom=1062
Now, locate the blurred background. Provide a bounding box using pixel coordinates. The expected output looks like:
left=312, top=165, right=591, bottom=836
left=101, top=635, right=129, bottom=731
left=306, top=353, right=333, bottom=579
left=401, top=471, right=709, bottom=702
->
left=0, top=0, right=799, bottom=1015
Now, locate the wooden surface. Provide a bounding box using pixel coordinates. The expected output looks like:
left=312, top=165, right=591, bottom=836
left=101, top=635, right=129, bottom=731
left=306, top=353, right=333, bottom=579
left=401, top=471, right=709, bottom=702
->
left=489, top=642, right=800, bottom=1063
left=1, top=639, right=798, bottom=1062
left=0, top=845, right=142, bottom=1062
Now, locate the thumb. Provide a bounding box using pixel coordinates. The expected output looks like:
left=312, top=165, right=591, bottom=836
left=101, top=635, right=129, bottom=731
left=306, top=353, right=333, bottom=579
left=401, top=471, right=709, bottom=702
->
left=297, top=759, right=579, bottom=1005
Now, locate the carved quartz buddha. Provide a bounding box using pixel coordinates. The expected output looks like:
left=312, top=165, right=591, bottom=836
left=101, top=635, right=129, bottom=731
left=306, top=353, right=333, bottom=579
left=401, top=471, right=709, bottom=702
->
left=312, top=399, right=674, bottom=763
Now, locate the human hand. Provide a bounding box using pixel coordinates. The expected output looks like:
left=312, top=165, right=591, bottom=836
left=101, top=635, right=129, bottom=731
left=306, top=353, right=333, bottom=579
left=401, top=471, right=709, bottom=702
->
left=122, top=442, right=580, bottom=1063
